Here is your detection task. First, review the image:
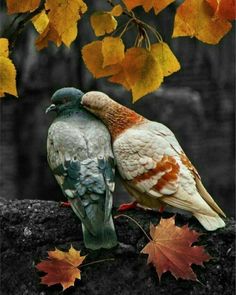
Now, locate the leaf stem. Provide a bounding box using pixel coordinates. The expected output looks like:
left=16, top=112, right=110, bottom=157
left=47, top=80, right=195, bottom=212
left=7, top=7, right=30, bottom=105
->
left=119, top=18, right=133, bottom=38
left=80, top=258, right=115, bottom=268
left=115, top=214, right=151, bottom=241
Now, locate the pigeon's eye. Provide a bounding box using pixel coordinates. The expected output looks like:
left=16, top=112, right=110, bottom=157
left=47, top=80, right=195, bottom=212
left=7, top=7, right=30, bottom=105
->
left=54, top=98, right=70, bottom=105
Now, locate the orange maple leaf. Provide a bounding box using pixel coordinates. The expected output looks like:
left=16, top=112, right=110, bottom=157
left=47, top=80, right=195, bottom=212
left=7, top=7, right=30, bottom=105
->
left=36, top=245, right=86, bottom=291
left=141, top=217, right=211, bottom=281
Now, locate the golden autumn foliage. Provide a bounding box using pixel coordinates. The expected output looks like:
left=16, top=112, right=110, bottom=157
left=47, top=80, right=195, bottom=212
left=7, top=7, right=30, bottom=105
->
left=206, top=0, right=236, bottom=21
left=0, top=38, right=17, bottom=97
left=36, top=246, right=86, bottom=291
left=1, top=0, right=235, bottom=100
left=7, top=0, right=40, bottom=14
left=45, top=0, right=87, bottom=46
left=172, top=0, right=232, bottom=44
left=123, top=0, right=175, bottom=15
left=90, top=12, right=118, bottom=36
left=141, top=217, right=211, bottom=281
left=83, top=40, right=180, bottom=102
left=82, top=41, right=121, bottom=78
left=102, top=37, right=125, bottom=67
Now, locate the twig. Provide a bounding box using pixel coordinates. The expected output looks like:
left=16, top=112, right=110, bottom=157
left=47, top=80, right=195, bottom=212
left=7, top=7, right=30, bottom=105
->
left=8, top=2, right=45, bottom=51
left=1, top=13, right=21, bottom=37
left=115, top=214, right=151, bottom=241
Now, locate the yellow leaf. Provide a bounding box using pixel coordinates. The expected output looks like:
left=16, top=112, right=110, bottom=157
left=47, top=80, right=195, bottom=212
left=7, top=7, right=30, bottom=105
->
left=45, top=0, right=87, bottom=47
left=172, top=0, right=232, bottom=44
left=122, top=0, right=175, bottom=15
left=102, top=37, right=125, bottom=67
left=151, top=42, right=180, bottom=77
left=7, top=0, right=40, bottom=14
left=82, top=41, right=121, bottom=78
left=109, top=47, right=163, bottom=102
left=0, top=56, right=17, bottom=97
left=110, top=4, right=123, bottom=16
left=32, top=10, right=49, bottom=34
left=108, top=67, right=131, bottom=90
left=35, top=23, right=62, bottom=50
left=0, top=38, right=9, bottom=57
left=90, top=12, right=117, bottom=37
left=127, top=48, right=163, bottom=102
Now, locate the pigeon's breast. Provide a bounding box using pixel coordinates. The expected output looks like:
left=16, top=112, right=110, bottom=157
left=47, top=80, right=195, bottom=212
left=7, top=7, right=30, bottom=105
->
left=47, top=114, right=113, bottom=169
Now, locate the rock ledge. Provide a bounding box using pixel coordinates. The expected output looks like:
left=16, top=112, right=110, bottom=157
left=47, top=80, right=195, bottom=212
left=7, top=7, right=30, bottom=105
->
left=0, top=199, right=235, bottom=295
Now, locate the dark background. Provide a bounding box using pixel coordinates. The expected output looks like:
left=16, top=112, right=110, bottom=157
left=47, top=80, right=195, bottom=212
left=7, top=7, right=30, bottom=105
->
left=0, top=2, right=235, bottom=216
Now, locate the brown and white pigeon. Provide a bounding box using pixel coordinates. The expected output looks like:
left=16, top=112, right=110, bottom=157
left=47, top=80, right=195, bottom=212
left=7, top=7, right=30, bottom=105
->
left=81, top=91, right=226, bottom=231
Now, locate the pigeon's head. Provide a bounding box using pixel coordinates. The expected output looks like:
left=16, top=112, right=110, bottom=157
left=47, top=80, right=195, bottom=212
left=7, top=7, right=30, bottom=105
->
left=81, top=91, right=114, bottom=117
left=46, top=87, right=84, bottom=114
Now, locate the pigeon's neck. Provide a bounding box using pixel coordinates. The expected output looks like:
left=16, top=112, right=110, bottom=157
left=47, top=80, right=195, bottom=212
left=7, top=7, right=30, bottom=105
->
left=101, top=103, right=145, bottom=140
left=57, top=107, right=84, bottom=117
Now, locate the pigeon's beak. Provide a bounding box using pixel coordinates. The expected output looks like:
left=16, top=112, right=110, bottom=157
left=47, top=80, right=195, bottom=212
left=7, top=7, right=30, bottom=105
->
left=45, top=104, right=57, bottom=114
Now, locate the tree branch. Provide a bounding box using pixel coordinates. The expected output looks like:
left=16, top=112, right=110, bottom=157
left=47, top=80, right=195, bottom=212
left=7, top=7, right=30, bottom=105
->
left=7, top=2, right=45, bottom=52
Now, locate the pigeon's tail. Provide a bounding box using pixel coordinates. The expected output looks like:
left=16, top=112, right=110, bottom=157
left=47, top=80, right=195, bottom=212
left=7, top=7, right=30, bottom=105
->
left=193, top=212, right=225, bottom=231
left=70, top=193, right=117, bottom=250
left=82, top=213, right=117, bottom=250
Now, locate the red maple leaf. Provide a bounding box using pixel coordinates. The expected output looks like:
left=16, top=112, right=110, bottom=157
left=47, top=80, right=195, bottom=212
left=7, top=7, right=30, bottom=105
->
left=36, top=245, right=86, bottom=291
left=141, top=216, right=211, bottom=280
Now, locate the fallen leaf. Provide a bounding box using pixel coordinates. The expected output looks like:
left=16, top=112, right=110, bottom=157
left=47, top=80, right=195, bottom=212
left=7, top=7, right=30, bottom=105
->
left=151, top=42, right=180, bottom=77
left=45, top=0, right=87, bottom=46
left=141, top=216, right=211, bottom=280
left=0, top=38, right=17, bottom=97
left=36, top=246, right=86, bottom=291
left=82, top=41, right=121, bottom=78
left=122, top=0, right=175, bottom=15
left=102, top=37, right=125, bottom=67
left=206, top=0, right=236, bottom=20
left=172, top=0, right=232, bottom=44
left=7, top=0, right=40, bottom=14
left=90, top=12, right=117, bottom=36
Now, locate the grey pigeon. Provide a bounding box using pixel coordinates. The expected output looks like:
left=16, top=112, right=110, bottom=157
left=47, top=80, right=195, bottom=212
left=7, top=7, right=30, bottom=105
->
left=46, top=87, right=117, bottom=250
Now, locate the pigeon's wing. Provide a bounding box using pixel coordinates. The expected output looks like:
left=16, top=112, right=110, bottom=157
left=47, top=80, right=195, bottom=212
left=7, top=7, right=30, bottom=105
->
left=113, top=122, right=181, bottom=199
left=114, top=121, right=225, bottom=227
left=147, top=122, right=225, bottom=216
left=97, top=156, right=115, bottom=222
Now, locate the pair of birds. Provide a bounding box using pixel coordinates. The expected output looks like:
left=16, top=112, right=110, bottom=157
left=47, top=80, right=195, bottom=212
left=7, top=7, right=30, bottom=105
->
left=46, top=88, right=225, bottom=250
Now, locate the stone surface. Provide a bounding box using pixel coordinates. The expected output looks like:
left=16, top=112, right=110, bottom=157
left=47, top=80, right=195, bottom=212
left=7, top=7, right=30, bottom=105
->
left=0, top=199, right=235, bottom=295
